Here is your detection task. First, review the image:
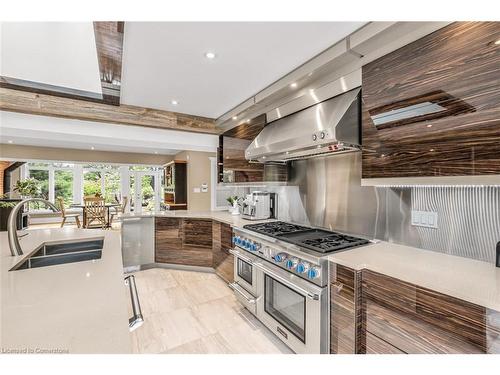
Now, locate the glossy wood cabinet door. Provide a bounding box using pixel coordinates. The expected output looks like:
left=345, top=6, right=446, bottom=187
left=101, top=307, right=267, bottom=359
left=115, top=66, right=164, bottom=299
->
left=330, top=263, right=363, bottom=354
left=361, top=270, right=500, bottom=354
left=362, top=22, right=500, bottom=179
left=212, top=221, right=234, bottom=283
left=155, top=217, right=213, bottom=267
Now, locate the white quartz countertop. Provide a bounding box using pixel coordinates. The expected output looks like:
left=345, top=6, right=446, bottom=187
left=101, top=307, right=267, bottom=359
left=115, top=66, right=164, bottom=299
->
left=120, top=210, right=274, bottom=229
left=328, top=241, right=500, bottom=312
left=0, top=228, right=131, bottom=354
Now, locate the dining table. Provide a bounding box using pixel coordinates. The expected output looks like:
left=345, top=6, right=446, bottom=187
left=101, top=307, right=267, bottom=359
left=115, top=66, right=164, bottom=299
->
left=70, top=202, right=120, bottom=228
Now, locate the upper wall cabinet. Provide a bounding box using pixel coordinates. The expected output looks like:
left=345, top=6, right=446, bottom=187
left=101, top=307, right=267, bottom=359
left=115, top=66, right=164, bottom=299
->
left=362, top=22, right=500, bottom=181
left=218, top=114, right=288, bottom=183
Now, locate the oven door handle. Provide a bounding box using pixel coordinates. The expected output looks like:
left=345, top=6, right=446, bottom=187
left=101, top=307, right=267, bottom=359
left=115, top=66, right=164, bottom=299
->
left=253, top=262, right=321, bottom=300
left=228, top=282, right=256, bottom=304
left=229, top=248, right=254, bottom=264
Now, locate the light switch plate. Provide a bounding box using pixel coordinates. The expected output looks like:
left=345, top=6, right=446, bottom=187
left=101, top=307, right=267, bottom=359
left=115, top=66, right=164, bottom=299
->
left=411, top=210, right=438, bottom=229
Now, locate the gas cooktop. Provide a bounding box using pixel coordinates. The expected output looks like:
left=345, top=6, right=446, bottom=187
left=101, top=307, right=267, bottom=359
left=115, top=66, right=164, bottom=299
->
left=243, top=221, right=370, bottom=254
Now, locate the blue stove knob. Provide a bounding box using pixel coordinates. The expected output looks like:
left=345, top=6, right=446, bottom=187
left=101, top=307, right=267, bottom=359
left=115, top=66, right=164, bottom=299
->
left=307, top=267, right=320, bottom=279
left=274, top=253, right=287, bottom=263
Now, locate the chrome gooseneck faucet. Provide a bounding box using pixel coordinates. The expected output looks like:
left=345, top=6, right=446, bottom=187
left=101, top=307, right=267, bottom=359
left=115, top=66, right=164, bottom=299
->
left=8, top=198, right=59, bottom=256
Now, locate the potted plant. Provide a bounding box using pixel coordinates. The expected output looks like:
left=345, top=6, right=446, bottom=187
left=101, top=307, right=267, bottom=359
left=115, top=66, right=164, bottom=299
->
left=226, top=195, right=241, bottom=215
left=13, top=178, right=41, bottom=198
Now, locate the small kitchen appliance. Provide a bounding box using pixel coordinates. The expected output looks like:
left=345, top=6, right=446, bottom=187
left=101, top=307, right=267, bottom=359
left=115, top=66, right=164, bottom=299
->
left=241, top=192, right=277, bottom=221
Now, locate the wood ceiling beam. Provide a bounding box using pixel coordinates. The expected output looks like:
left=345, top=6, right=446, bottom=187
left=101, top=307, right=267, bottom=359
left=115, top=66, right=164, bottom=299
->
left=93, top=21, right=124, bottom=105
left=0, top=87, right=218, bottom=134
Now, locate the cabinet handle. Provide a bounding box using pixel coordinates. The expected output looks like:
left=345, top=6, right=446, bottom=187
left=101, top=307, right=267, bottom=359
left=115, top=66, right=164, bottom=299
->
left=228, top=282, right=256, bottom=304
left=125, top=275, right=144, bottom=331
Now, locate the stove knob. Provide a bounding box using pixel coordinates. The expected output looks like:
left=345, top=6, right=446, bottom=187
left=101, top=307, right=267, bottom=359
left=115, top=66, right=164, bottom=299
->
left=312, top=134, right=317, bottom=141
left=307, top=267, right=320, bottom=280
left=250, top=242, right=259, bottom=251
left=246, top=241, right=253, bottom=250
left=320, top=131, right=326, bottom=139
left=296, top=262, right=310, bottom=274
left=235, top=237, right=242, bottom=245
left=274, top=253, right=288, bottom=263
left=285, top=258, right=298, bottom=270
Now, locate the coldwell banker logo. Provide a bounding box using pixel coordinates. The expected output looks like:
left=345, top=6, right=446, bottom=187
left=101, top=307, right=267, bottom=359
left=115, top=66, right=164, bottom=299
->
left=1, top=347, right=69, bottom=354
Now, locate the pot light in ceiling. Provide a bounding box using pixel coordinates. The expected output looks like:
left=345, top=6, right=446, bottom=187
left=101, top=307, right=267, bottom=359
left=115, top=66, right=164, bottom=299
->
left=290, top=82, right=298, bottom=89
left=205, top=51, right=216, bottom=59
left=232, top=116, right=238, bottom=121
left=91, top=146, right=95, bottom=150
left=171, top=100, right=178, bottom=106
left=154, top=151, right=158, bottom=154
left=7, top=140, right=13, bottom=144
left=495, top=39, right=500, bottom=45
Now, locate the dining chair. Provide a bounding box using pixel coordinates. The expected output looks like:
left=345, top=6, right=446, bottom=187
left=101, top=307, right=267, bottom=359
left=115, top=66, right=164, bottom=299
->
left=109, top=196, right=128, bottom=227
left=83, top=197, right=107, bottom=229
left=58, top=197, right=81, bottom=228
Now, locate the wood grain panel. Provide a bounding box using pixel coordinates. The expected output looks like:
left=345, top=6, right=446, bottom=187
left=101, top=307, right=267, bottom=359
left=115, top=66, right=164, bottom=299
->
left=362, top=22, right=500, bottom=178
left=365, top=332, right=404, bottom=354
left=93, top=22, right=124, bottom=105
left=213, top=221, right=234, bottom=283
left=155, top=217, right=213, bottom=267
left=0, top=87, right=217, bottom=134
left=182, top=219, right=213, bottom=249
left=330, top=263, right=363, bottom=354
left=362, top=270, right=488, bottom=353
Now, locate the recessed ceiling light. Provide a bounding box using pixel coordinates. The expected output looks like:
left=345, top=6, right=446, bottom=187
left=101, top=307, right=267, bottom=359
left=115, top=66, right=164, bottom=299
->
left=205, top=51, right=216, bottom=59
left=7, top=140, right=13, bottom=144
left=246, top=119, right=250, bottom=123
left=154, top=151, right=158, bottom=154
left=171, top=100, right=178, bottom=106
left=91, top=146, right=95, bottom=150
left=495, top=39, right=500, bottom=45
left=290, top=82, right=298, bottom=88
left=232, top=116, right=238, bottom=121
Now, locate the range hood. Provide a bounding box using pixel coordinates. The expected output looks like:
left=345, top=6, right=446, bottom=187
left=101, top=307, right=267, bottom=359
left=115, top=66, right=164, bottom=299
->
left=245, top=88, right=361, bottom=162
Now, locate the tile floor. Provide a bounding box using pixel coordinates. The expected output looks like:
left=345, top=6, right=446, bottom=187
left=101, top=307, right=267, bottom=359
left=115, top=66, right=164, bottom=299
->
left=129, top=268, right=293, bottom=354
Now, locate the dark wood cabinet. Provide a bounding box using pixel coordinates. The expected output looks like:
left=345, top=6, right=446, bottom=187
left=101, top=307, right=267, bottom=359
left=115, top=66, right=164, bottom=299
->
left=329, top=263, right=362, bottom=354
left=362, top=22, right=500, bottom=179
left=163, top=160, right=187, bottom=209
left=361, top=270, right=496, bottom=354
left=218, top=114, right=288, bottom=183
left=155, top=217, right=212, bottom=267
left=329, top=261, right=500, bottom=354
left=212, top=221, right=234, bottom=283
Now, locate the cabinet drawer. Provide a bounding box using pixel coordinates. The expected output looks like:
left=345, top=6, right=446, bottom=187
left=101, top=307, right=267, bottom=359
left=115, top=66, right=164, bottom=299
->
left=365, top=299, right=483, bottom=354
left=155, top=217, right=181, bottom=238
left=362, top=270, right=487, bottom=352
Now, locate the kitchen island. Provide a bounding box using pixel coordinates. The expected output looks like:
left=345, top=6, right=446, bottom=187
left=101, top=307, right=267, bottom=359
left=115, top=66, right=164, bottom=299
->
left=0, top=228, right=131, bottom=354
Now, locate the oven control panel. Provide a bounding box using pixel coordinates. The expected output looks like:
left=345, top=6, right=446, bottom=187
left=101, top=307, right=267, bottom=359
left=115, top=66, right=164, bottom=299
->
left=233, top=231, right=326, bottom=286
left=233, top=235, right=262, bottom=252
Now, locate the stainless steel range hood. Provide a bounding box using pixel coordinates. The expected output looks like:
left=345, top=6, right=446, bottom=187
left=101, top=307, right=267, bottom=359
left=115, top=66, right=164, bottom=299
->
left=245, top=88, right=361, bottom=162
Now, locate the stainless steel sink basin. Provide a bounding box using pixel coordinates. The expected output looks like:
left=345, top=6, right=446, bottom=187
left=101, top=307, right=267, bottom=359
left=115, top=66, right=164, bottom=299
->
left=31, top=239, right=104, bottom=257
left=10, top=239, right=104, bottom=271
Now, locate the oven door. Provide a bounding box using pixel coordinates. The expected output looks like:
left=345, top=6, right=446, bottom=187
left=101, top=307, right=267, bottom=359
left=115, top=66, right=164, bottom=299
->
left=229, top=248, right=259, bottom=313
left=255, top=261, right=328, bottom=354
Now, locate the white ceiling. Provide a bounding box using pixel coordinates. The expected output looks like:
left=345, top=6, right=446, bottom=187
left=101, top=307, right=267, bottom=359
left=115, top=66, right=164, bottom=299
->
left=0, top=112, right=218, bottom=155
left=0, top=22, right=102, bottom=94
left=120, top=22, right=366, bottom=118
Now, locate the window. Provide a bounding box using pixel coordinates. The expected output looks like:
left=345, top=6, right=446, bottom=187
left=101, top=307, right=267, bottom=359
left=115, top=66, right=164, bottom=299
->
left=28, top=169, right=49, bottom=199
left=54, top=170, right=73, bottom=207
left=83, top=170, right=102, bottom=197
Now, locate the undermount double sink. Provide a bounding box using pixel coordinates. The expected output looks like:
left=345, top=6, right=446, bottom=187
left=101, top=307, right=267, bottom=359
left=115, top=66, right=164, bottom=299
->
left=10, top=238, right=104, bottom=271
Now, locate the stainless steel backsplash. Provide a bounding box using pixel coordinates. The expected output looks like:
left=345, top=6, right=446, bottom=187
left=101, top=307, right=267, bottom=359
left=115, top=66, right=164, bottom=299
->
left=217, top=152, right=500, bottom=263
left=276, top=152, right=500, bottom=263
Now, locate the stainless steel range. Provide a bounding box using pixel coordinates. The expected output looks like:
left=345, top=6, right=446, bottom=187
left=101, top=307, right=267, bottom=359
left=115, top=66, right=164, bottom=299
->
left=228, top=220, right=371, bottom=354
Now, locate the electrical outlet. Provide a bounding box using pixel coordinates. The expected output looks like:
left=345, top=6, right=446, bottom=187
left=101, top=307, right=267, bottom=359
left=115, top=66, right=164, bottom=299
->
left=411, top=210, right=438, bottom=229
